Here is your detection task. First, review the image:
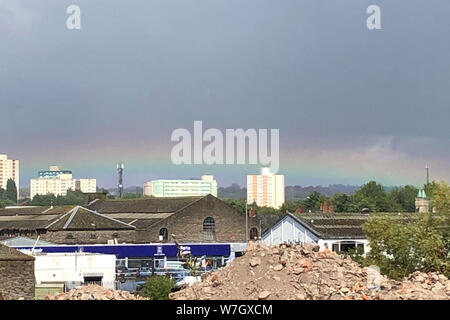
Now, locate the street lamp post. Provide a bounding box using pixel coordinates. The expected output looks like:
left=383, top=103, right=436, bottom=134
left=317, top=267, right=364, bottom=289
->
left=245, top=200, right=248, bottom=242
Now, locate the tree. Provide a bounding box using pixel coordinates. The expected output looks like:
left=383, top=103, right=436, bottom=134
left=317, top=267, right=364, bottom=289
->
left=349, top=181, right=396, bottom=212
left=362, top=213, right=449, bottom=279
left=432, top=181, right=450, bottom=215
left=0, top=188, right=15, bottom=208
left=388, top=185, right=418, bottom=212
left=431, top=181, right=450, bottom=256
left=303, top=191, right=328, bottom=211
left=6, top=179, right=17, bottom=204
left=29, top=189, right=86, bottom=206
left=29, top=194, right=56, bottom=206
left=55, top=189, right=86, bottom=205
left=140, top=276, right=175, bottom=300
left=331, top=193, right=351, bottom=212
left=424, top=181, right=439, bottom=199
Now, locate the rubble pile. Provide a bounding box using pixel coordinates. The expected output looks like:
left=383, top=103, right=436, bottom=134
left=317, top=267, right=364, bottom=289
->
left=45, top=284, right=150, bottom=300
left=170, top=242, right=450, bottom=300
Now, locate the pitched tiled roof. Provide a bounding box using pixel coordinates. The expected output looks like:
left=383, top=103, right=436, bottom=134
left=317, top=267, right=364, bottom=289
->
left=294, top=212, right=418, bottom=239
left=86, top=196, right=203, bottom=214
left=0, top=243, right=34, bottom=261
left=0, top=206, right=52, bottom=216
left=46, top=206, right=136, bottom=231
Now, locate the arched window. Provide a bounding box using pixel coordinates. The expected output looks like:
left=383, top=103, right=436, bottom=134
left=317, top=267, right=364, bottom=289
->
left=159, top=228, right=168, bottom=241
left=203, top=217, right=215, bottom=241
left=249, top=227, right=258, bottom=240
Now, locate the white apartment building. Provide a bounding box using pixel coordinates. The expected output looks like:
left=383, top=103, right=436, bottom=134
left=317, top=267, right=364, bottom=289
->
left=0, top=154, right=19, bottom=195
left=143, top=175, right=218, bottom=197
left=30, top=166, right=96, bottom=199
left=247, top=168, right=285, bottom=209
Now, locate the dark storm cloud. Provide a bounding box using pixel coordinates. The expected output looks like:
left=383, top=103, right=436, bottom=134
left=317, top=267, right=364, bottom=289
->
left=0, top=0, right=449, bottom=186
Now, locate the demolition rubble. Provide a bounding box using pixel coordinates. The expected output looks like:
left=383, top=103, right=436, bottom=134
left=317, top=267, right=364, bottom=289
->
left=170, top=242, right=450, bottom=300
left=45, top=284, right=150, bottom=300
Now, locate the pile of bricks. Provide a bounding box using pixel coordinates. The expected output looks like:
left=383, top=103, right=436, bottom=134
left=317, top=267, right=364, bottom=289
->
left=170, top=242, right=450, bottom=300
left=45, top=284, right=150, bottom=300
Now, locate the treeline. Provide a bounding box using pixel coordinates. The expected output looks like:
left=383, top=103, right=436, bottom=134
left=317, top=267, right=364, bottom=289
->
left=224, top=181, right=442, bottom=215
left=218, top=184, right=360, bottom=200
left=29, top=189, right=87, bottom=206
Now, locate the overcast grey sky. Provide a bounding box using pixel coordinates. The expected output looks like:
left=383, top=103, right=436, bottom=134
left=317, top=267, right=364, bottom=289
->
left=0, top=0, right=449, bottom=188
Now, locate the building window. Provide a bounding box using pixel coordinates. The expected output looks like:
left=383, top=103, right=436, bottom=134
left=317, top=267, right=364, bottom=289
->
left=203, top=217, right=215, bottom=241
left=249, top=227, right=258, bottom=240
left=159, top=228, right=168, bottom=241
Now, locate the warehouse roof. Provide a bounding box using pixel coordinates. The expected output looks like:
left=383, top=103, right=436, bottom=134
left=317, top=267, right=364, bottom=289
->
left=86, top=196, right=203, bottom=214
left=45, top=206, right=136, bottom=231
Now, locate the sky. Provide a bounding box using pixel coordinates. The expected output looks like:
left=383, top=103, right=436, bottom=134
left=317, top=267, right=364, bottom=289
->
left=0, top=0, right=449, bottom=188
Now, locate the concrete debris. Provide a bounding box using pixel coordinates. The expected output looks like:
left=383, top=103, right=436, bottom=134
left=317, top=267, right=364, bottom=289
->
left=170, top=242, right=450, bottom=300
left=45, top=284, right=150, bottom=300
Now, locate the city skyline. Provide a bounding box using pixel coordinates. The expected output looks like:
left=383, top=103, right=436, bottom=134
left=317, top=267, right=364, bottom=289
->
left=3, top=154, right=440, bottom=190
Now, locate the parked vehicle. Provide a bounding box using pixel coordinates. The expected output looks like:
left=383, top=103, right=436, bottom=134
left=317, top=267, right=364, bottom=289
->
left=138, top=266, right=151, bottom=277
left=123, top=268, right=139, bottom=277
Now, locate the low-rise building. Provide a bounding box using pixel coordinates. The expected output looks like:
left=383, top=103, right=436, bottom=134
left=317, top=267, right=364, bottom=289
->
left=262, top=212, right=371, bottom=253
left=32, top=252, right=116, bottom=290
left=143, top=175, right=218, bottom=197
left=30, top=166, right=96, bottom=199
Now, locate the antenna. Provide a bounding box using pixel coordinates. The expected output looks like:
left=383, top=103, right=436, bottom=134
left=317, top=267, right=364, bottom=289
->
left=117, top=163, right=124, bottom=198
left=425, top=165, right=430, bottom=185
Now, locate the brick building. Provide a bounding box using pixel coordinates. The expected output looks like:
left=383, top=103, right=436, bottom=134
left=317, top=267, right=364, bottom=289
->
left=0, top=195, right=261, bottom=244
left=0, top=244, right=35, bottom=300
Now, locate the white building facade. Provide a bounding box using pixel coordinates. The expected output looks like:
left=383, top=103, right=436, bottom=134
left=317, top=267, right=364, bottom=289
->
left=247, top=168, right=285, bottom=209
left=30, top=166, right=96, bottom=199
left=0, top=154, right=19, bottom=195
left=32, top=252, right=116, bottom=290
left=143, top=175, right=218, bottom=197
left=262, top=213, right=369, bottom=254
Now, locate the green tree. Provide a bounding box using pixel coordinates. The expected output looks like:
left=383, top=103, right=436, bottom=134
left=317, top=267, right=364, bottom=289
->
left=0, top=188, right=15, bottom=208
left=280, top=200, right=304, bottom=213
left=55, top=189, right=86, bottom=206
left=140, top=276, right=175, bottom=300
left=424, top=181, right=439, bottom=199
left=431, top=181, right=450, bottom=256
left=29, top=189, right=86, bottom=206
left=331, top=193, right=351, bottom=212
left=29, top=194, right=56, bottom=206
left=388, top=185, right=418, bottom=212
left=6, top=179, right=17, bottom=204
left=304, top=191, right=328, bottom=211
left=362, top=213, right=449, bottom=279
left=432, top=181, right=450, bottom=215
left=348, top=181, right=396, bottom=212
